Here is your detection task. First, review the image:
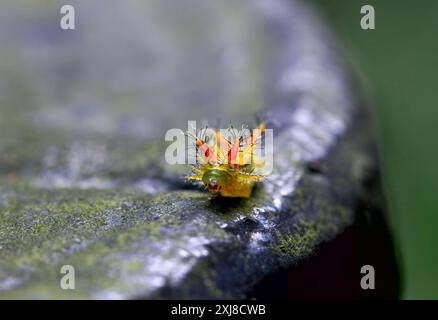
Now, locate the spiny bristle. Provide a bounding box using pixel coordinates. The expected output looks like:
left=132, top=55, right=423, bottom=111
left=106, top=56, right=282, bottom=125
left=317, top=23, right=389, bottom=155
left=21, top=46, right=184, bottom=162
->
left=187, top=123, right=266, bottom=172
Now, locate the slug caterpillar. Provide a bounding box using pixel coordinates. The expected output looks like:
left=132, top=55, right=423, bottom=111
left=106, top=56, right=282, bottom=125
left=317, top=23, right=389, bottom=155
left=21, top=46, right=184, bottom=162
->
left=187, top=123, right=268, bottom=198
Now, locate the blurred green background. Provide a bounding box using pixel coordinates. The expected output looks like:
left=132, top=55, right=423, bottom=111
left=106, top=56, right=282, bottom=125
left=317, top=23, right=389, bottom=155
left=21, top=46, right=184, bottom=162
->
left=312, top=0, right=438, bottom=299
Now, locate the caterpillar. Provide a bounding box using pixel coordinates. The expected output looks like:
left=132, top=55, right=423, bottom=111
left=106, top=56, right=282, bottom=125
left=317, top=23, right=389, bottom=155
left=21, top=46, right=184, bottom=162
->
left=187, top=123, right=268, bottom=198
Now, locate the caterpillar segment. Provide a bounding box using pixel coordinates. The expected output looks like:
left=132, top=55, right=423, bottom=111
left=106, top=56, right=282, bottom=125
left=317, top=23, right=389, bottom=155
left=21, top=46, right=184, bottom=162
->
left=187, top=123, right=267, bottom=198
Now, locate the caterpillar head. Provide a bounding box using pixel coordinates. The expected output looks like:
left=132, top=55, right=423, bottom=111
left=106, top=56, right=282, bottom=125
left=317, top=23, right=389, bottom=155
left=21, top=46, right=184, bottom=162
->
left=202, top=169, right=231, bottom=193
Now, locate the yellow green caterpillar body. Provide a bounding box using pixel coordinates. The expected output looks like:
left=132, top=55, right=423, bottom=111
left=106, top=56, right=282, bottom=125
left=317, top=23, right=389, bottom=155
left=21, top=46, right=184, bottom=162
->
left=188, top=123, right=268, bottom=198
